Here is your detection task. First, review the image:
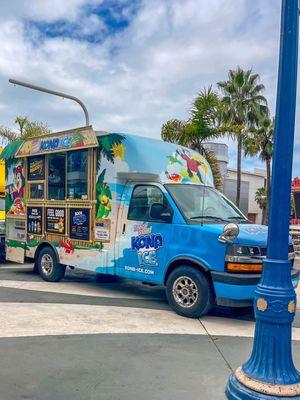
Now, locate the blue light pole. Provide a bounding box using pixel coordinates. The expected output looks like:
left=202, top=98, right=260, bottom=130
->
left=226, top=0, right=300, bottom=399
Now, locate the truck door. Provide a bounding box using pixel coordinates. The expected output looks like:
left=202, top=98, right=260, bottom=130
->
left=116, top=183, right=174, bottom=283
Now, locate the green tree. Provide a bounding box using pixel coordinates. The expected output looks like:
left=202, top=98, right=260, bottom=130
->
left=245, top=115, right=274, bottom=224
left=217, top=67, right=268, bottom=207
left=0, top=116, right=51, bottom=145
left=161, top=86, right=224, bottom=190
left=255, top=187, right=267, bottom=224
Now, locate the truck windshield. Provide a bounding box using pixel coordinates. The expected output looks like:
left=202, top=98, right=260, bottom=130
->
left=165, top=184, right=247, bottom=224
left=0, top=198, right=4, bottom=211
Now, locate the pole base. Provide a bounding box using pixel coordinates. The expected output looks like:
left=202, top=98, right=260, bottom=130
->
left=226, top=372, right=300, bottom=400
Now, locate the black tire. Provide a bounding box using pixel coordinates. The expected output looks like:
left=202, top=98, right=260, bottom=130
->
left=166, top=266, right=214, bottom=318
left=32, top=260, right=39, bottom=274
left=37, top=246, right=66, bottom=282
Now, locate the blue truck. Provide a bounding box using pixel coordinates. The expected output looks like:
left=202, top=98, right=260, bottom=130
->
left=2, top=126, right=298, bottom=317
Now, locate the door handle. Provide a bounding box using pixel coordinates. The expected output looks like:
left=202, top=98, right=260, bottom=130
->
left=122, top=223, right=126, bottom=234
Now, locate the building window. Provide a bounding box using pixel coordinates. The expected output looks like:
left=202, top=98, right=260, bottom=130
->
left=128, top=185, right=173, bottom=223
left=67, top=150, right=88, bottom=200
left=48, top=153, right=66, bottom=200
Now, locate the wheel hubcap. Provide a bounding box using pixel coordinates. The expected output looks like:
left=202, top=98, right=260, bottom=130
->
left=41, top=254, right=54, bottom=276
left=172, top=276, right=199, bottom=308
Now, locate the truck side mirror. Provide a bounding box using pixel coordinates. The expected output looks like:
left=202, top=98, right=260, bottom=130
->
left=218, top=223, right=239, bottom=243
left=150, top=203, right=172, bottom=223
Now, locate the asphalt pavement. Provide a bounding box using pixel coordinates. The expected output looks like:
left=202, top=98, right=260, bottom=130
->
left=0, top=261, right=300, bottom=400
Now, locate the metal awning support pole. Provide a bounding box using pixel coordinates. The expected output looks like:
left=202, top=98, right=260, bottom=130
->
left=9, top=78, right=90, bottom=126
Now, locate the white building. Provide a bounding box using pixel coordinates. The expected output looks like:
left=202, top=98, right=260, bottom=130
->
left=224, top=168, right=267, bottom=224
left=203, top=142, right=267, bottom=224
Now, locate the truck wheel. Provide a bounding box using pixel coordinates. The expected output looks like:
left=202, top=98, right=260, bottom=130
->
left=166, top=266, right=214, bottom=318
left=37, top=247, right=66, bottom=282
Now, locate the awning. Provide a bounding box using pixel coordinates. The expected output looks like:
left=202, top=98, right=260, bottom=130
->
left=15, top=126, right=98, bottom=158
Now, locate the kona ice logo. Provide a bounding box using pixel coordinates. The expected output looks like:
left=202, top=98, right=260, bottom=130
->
left=40, top=136, right=72, bottom=151
left=131, top=233, right=163, bottom=266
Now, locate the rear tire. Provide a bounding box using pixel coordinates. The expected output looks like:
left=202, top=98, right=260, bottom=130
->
left=166, top=266, right=214, bottom=318
left=37, top=247, right=66, bottom=282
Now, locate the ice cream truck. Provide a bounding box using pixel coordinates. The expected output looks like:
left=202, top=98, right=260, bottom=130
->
left=1, top=126, right=298, bottom=317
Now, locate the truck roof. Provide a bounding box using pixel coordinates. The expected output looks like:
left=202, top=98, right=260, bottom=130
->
left=96, top=131, right=214, bottom=186
left=0, top=128, right=214, bottom=187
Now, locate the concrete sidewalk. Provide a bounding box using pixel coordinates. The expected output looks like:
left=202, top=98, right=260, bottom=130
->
left=1, top=262, right=300, bottom=400
left=1, top=333, right=300, bottom=399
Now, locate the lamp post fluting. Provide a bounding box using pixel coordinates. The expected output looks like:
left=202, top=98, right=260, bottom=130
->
left=226, top=0, right=300, bottom=399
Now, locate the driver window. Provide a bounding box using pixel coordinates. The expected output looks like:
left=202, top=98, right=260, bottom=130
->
left=128, top=185, right=173, bottom=223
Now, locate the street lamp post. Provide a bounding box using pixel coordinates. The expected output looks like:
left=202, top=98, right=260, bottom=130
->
left=226, top=0, right=300, bottom=399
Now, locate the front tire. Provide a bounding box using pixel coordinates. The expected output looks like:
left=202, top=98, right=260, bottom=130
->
left=166, top=266, right=214, bottom=318
left=37, top=247, right=66, bottom=282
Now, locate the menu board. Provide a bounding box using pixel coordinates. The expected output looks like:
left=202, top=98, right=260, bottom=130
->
left=27, top=207, right=43, bottom=234
left=69, top=208, right=90, bottom=240
left=28, top=156, right=45, bottom=181
left=46, top=207, right=65, bottom=234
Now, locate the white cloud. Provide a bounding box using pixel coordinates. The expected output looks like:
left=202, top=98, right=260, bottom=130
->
left=0, top=0, right=299, bottom=175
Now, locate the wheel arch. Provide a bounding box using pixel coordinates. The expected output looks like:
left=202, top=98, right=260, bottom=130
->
left=164, top=257, right=211, bottom=285
left=34, top=241, right=60, bottom=264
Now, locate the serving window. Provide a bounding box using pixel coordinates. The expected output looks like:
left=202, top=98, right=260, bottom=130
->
left=48, top=153, right=66, bottom=200
left=67, top=150, right=88, bottom=200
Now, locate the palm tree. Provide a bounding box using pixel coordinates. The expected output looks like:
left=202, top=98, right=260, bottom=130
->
left=161, top=86, right=224, bottom=190
left=217, top=67, right=268, bottom=207
left=245, top=116, right=274, bottom=224
left=255, top=187, right=267, bottom=224
left=0, top=116, right=50, bottom=145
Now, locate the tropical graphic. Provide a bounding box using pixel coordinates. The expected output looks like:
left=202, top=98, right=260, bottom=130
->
left=96, top=170, right=112, bottom=219
left=164, top=148, right=213, bottom=186
left=5, top=161, right=26, bottom=215
left=95, top=134, right=125, bottom=220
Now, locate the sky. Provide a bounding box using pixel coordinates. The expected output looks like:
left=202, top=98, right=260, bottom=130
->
left=0, top=0, right=299, bottom=176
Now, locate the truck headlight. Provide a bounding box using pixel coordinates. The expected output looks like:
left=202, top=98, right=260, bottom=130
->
left=225, top=244, right=295, bottom=273
left=225, top=244, right=263, bottom=273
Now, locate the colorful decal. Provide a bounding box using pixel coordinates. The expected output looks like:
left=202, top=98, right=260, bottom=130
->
left=5, top=161, right=25, bottom=216
left=69, top=208, right=90, bottom=241
left=164, top=148, right=213, bottom=186
left=95, top=218, right=111, bottom=241
left=46, top=207, right=65, bottom=234
left=27, top=207, right=43, bottom=235
left=6, top=240, right=26, bottom=263
left=133, top=224, right=152, bottom=236
left=96, top=170, right=112, bottom=219
left=131, top=230, right=163, bottom=267
left=28, top=156, right=45, bottom=180
left=60, top=240, right=74, bottom=254
left=112, top=143, right=126, bottom=160
left=15, top=128, right=98, bottom=157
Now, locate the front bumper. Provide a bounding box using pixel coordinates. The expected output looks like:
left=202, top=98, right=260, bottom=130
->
left=211, top=268, right=300, bottom=306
